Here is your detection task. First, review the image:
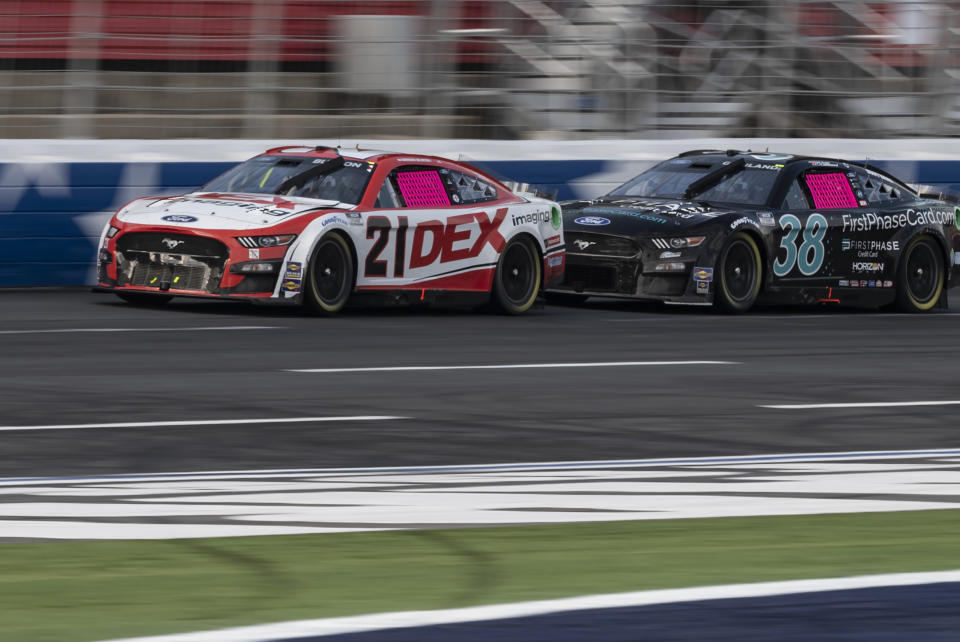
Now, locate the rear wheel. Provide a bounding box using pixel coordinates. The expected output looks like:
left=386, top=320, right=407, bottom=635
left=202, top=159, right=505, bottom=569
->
left=714, top=232, right=762, bottom=314
left=116, top=292, right=173, bottom=307
left=895, top=236, right=944, bottom=312
left=492, top=237, right=542, bottom=315
left=305, top=233, right=353, bottom=315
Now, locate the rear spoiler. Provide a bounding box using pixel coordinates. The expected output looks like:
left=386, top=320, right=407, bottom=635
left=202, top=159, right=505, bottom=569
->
left=910, top=184, right=960, bottom=205
left=502, top=181, right=558, bottom=201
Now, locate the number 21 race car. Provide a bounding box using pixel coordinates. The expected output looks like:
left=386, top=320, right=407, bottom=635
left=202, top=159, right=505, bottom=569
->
left=95, top=146, right=565, bottom=315
left=550, top=150, right=960, bottom=313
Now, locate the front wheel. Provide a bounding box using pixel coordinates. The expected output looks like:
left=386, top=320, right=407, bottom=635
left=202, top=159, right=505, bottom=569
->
left=304, top=233, right=354, bottom=315
left=714, top=232, right=762, bottom=314
left=895, top=236, right=944, bottom=313
left=492, top=237, right=542, bottom=315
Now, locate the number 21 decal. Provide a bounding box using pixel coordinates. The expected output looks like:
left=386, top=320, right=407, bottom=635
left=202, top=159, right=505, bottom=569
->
left=773, top=213, right=827, bottom=277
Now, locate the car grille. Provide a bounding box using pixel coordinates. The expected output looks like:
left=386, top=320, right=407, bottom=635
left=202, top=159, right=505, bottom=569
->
left=116, top=233, right=227, bottom=293
left=562, top=264, right=619, bottom=291
left=565, top=232, right=639, bottom=257
left=117, top=233, right=228, bottom=257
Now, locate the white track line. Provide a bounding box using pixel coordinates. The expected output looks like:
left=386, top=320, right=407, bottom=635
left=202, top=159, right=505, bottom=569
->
left=0, top=416, right=406, bottom=432
left=761, top=401, right=960, bottom=409
left=98, top=570, right=960, bottom=642
left=0, top=326, right=281, bottom=335
left=6, top=446, right=960, bottom=485
left=288, top=360, right=738, bottom=373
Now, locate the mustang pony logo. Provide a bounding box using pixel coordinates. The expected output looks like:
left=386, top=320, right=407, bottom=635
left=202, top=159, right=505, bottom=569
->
left=573, top=239, right=597, bottom=251
left=161, top=238, right=185, bottom=250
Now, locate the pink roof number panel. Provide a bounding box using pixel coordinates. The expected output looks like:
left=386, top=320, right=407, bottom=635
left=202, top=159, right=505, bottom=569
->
left=396, top=170, right=450, bottom=208
left=804, top=173, right=859, bottom=209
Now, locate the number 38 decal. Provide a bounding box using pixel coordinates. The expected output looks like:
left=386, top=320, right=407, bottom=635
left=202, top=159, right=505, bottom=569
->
left=773, top=213, right=827, bottom=277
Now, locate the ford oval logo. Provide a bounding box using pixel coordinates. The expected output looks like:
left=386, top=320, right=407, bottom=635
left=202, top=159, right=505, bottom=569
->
left=574, top=216, right=610, bottom=226
left=162, top=215, right=197, bottom=223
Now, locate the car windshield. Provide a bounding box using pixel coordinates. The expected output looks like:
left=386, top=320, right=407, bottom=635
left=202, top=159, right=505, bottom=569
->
left=202, top=156, right=372, bottom=205
left=608, top=159, right=780, bottom=207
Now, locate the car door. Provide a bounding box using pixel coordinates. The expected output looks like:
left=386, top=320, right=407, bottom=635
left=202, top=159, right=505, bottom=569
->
left=835, top=166, right=915, bottom=288
left=355, top=164, right=505, bottom=290
left=770, top=164, right=864, bottom=289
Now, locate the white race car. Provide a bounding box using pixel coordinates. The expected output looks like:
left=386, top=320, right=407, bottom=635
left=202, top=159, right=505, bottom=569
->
left=95, top=146, right=565, bottom=315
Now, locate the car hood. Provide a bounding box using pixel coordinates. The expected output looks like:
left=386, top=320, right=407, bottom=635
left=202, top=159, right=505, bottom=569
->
left=563, top=197, right=736, bottom=235
left=115, top=192, right=349, bottom=230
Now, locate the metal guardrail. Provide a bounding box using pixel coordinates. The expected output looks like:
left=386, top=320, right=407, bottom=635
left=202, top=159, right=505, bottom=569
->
left=0, top=0, right=958, bottom=139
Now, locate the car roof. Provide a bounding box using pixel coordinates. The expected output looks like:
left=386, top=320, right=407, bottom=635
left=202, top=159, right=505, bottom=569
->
left=675, top=149, right=915, bottom=193
left=256, top=146, right=507, bottom=190
left=261, top=145, right=452, bottom=165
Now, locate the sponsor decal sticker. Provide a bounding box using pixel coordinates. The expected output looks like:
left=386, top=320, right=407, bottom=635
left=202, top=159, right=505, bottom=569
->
left=546, top=255, right=563, bottom=267
left=852, top=261, right=884, bottom=274
left=842, top=238, right=899, bottom=257
left=408, top=208, right=508, bottom=268
left=758, top=212, right=775, bottom=227
left=842, top=209, right=955, bottom=232
left=512, top=210, right=551, bottom=226
left=285, top=262, right=302, bottom=278
left=839, top=279, right=849, bottom=286
left=574, top=216, right=610, bottom=226
left=659, top=251, right=681, bottom=259
left=729, top=216, right=752, bottom=229
left=584, top=207, right=669, bottom=223
left=744, top=162, right=782, bottom=171
left=696, top=280, right=709, bottom=294
left=545, top=234, right=562, bottom=247
left=884, top=280, right=894, bottom=288
left=322, top=216, right=348, bottom=227
left=551, top=205, right=562, bottom=230
left=248, top=248, right=260, bottom=259
left=956, top=207, right=960, bottom=230
left=850, top=281, right=859, bottom=287
left=281, top=278, right=301, bottom=293
left=693, top=266, right=713, bottom=282
left=162, top=214, right=197, bottom=223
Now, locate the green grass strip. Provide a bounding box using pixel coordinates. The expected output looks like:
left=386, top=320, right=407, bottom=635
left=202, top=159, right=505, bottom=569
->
left=2, top=509, right=958, bottom=642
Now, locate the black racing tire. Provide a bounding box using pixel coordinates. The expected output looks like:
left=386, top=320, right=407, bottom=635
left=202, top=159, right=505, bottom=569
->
left=895, top=235, right=944, bottom=313
left=304, top=233, right=354, bottom=316
left=492, top=236, right=542, bottom=315
left=714, top=232, right=762, bottom=314
left=544, top=292, right=589, bottom=306
left=116, top=292, right=173, bottom=307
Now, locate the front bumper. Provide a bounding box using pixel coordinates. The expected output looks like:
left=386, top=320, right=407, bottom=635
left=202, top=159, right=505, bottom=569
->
left=91, top=284, right=302, bottom=306
left=98, top=229, right=290, bottom=302
left=549, top=247, right=715, bottom=303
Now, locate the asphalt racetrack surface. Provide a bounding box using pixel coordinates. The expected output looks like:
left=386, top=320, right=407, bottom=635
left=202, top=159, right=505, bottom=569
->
left=2, top=289, right=959, bottom=478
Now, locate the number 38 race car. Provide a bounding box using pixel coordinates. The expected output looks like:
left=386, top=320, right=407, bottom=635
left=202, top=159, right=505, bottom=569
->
left=549, top=150, right=960, bottom=312
left=94, top=146, right=564, bottom=315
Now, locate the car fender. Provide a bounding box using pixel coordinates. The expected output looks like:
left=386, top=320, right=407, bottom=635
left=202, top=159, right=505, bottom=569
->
left=272, top=212, right=357, bottom=298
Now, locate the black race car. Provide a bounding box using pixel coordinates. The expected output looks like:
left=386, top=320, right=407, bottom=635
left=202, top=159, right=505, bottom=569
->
left=548, top=150, right=960, bottom=312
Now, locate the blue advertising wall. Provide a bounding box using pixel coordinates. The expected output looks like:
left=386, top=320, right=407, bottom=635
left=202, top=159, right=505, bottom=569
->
left=0, top=157, right=957, bottom=287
